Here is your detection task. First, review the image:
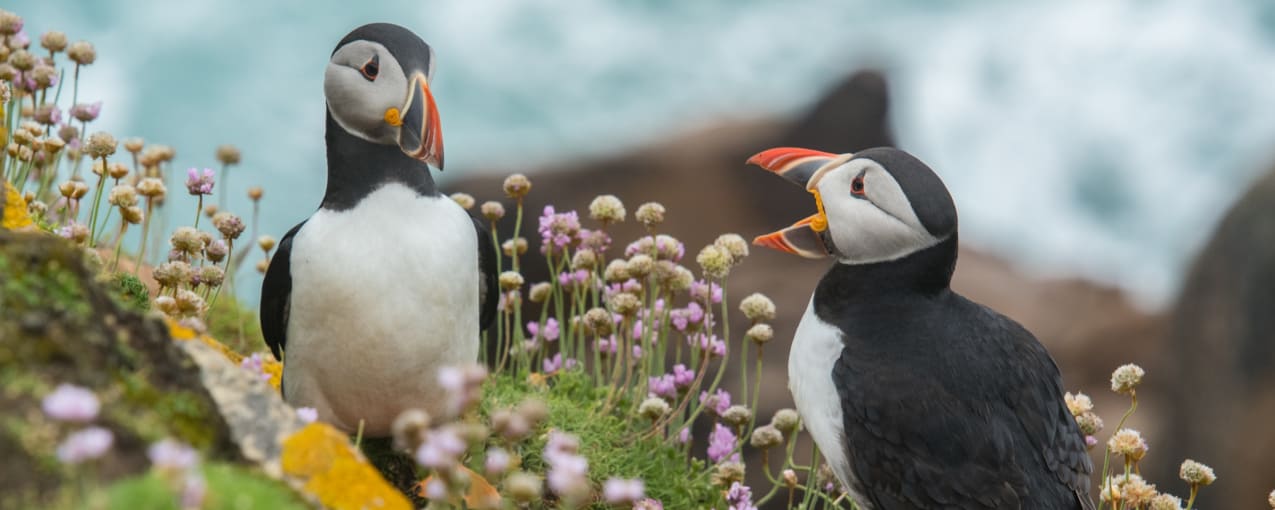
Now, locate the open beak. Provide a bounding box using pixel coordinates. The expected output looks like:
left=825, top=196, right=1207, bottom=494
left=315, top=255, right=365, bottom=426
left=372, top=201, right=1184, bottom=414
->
left=398, top=72, right=444, bottom=170
left=745, top=147, right=852, bottom=258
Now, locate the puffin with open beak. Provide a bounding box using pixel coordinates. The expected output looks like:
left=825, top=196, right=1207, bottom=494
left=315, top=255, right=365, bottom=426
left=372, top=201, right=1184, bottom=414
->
left=749, top=147, right=1094, bottom=509
left=260, top=23, right=497, bottom=436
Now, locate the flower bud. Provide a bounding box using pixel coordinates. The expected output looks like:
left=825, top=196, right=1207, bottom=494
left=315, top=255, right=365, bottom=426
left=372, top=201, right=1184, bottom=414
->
left=739, top=293, right=776, bottom=322
left=1178, top=459, right=1216, bottom=486
left=782, top=469, right=799, bottom=489
left=771, top=409, right=800, bottom=434
left=750, top=425, right=783, bottom=449
left=639, top=397, right=670, bottom=421
left=501, top=237, right=527, bottom=257
left=212, top=212, right=246, bottom=240
left=1110, top=363, right=1144, bottom=395
left=583, top=307, right=613, bottom=337
left=122, top=206, right=144, bottom=225
left=85, top=132, right=117, bottom=159
left=588, top=194, right=625, bottom=224
left=745, top=323, right=774, bottom=344
left=603, top=259, right=629, bottom=283
left=480, top=200, right=505, bottom=221
left=41, top=31, right=68, bottom=53
left=714, top=233, right=749, bottom=264
left=256, top=259, right=270, bottom=274
left=123, top=138, right=145, bottom=153
left=215, top=144, right=241, bottom=165
left=571, top=249, right=597, bottom=271
left=449, top=192, right=474, bottom=210
left=627, top=254, right=654, bottom=278
left=502, top=174, right=531, bottom=199
left=696, top=244, right=733, bottom=279
left=721, top=405, right=752, bottom=427
left=67, top=41, right=97, bottom=65
left=499, top=271, right=524, bottom=291
left=635, top=202, right=665, bottom=229
left=258, top=235, right=277, bottom=252
left=529, top=282, right=552, bottom=303
left=154, top=295, right=178, bottom=315
left=247, top=186, right=263, bottom=201
left=198, top=265, right=225, bottom=288
left=170, top=227, right=204, bottom=254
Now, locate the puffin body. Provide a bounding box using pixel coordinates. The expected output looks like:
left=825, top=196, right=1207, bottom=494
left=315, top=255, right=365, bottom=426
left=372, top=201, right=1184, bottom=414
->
left=751, top=147, right=1093, bottom=509
left=261, top=23, right=496, bottom=436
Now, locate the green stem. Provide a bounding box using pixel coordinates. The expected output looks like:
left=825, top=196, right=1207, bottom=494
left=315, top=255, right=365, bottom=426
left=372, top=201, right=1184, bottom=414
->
left=135, top=200, right=154, bottom=275
left=86, top=162, right=108, bottom=246
left=194, top=195, right=203, bottom=229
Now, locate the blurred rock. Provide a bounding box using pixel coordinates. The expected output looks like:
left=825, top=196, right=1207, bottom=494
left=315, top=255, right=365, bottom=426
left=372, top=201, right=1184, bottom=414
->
left=1157, top=164, right=1275, bottom=509
left=0, top=231, right=239, bottom=505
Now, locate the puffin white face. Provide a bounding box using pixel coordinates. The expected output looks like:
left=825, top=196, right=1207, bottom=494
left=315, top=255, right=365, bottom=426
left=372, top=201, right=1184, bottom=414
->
left=326, top=41, right=410, bottom=144
left=811, top=158, right=943, bottom=264
left=325, top=36, right=444, bottom=169
left=747, top=146, right=956, bottom=264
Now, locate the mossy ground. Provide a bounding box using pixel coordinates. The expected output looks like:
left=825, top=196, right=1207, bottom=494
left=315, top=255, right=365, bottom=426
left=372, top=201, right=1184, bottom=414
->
left=100, top=462, right=308, bottom=510
left=480, top=370, right=721, bottom=508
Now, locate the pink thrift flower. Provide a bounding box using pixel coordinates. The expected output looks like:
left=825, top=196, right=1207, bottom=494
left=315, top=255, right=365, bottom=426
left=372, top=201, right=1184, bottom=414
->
left=42, top=383, right=100, bottom=423
left=296, top=407, right=318, bottom=423
left=56, top=426, right=114, bottom=464
left=602, top=478, right=646, bottom=504
left=707, top=423, right=737, bottom=463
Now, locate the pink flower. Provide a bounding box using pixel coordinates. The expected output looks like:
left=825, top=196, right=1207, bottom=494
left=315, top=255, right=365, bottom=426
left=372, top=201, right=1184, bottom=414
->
left=56, top=426, right=114, bottom=464
left=700, top=389, right=731, bottom=416
left=677, top=427, right=691, bottom=444
left=42, top=383, right=100, bottom=423
left=602, top=478, right=645, bottom=504
left=597, top=336, right=618, bottom=354
left=296, top=407, right=318, bottom=423
left=634, top=498, right=664, bottom=510
left=690, top=280, right=722, bottom=304
left=578, top=228, right=611, bottom=252
left=707, top=423, right=737, bottom=463
left=70, top=101, right=102, bottom=122
left=182, top=472, right=207, bottom=509
left=415, top=428, right=466, bottom=469
left=148, top=438, right=199, bottom=471
left=239, top=353, right=271, bottom=382
left=538, top=205, right=581, bottom=256
left=726, top=482, right=758, bottom=510
left=485, top=447, right=511, bottom=476
left=185, top=167, right=215, bottom=195
left=648, top=375, right=676, bottom=399
left=672, top=364, right=695, bottom=388
left=528, top=318, right=561, bottom=343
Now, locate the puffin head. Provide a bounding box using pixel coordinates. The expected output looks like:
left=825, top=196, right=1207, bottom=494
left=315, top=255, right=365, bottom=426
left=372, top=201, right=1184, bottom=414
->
left=746, top=147, right=956, bottom=265
left=325, top=23, right=444, bottom=170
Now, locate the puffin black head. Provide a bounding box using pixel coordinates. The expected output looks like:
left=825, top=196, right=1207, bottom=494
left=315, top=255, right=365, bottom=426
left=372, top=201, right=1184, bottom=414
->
left=746, top=146, right=956, bottom=264
left=326, top=23, right=443, bottom=170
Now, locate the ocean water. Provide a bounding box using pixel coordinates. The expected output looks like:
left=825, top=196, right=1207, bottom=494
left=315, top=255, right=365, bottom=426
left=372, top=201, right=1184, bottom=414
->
left=12, top=0, right=1275, bottom=308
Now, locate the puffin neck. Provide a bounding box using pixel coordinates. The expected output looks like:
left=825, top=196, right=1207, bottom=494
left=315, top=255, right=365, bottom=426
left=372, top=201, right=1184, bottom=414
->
left=321, top=111, right=437, bottom=211
left=815, top=234, right=958, bottom=307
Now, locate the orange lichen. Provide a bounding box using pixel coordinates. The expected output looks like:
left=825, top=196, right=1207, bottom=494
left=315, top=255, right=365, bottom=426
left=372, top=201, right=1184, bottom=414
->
left=2, top=181, right=35, bottom=231
left=282, top=423, right=411, bottom=510
left=166, top=318, right=244, bottom=365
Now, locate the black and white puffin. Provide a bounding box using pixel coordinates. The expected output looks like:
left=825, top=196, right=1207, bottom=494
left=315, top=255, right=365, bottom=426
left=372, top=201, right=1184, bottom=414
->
left=260, top=23, right=496, bottom=436
left=747, top=147, right=1093, bottom=509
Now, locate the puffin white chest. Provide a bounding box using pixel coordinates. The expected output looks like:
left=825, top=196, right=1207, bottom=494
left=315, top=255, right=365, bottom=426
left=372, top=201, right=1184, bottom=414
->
left=788, top=297, right=870, bottom=509
left=284, top=183, right=480, bottom=434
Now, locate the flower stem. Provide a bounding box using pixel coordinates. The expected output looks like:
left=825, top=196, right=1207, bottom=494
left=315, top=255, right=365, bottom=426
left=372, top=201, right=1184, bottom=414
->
left=86, top=160, right=108, bottom=246
left=194, top=195, right=203, bottom=229
left=135, top=200, right=153, bottom=275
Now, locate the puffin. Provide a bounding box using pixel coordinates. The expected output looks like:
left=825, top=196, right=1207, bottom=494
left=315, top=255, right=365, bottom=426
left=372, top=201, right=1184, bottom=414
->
left=747, top=147, right=1094, bottom=509
left=260, top=23, right=497, bottom=436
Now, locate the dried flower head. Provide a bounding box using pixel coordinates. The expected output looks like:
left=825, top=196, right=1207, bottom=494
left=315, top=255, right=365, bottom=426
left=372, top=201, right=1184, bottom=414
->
left=1269, top=490, right=1275, bottom=509
left=608, top=292, right=642, bottom=316
left=247, top=186, right=263, bottom=201
left=1108, top=428, right=1148, bottom=462
left=583, top=307, right=614, bottom=337
left=215, top=144, right=241, bottom=165
left=506, top=472, right=542, bottom=502
left=67, top=40, right=96, bottom=65
left=635, top=202, right=665, bottom=228
left=782, top=469, right=799, bottom=489
left=1118, top=474, right=1157, bottom=507
left=212, top=212, right=245, bottom=240
left=1064, top=392, right=1093, bottom=416
left=502, top=173, right=531, bottom=199
left=0, top=64, right=14, bottom=82
left=256, top=259, right=269, bottom=273
left=258, top=235, right=277, bottom=252
left=750, top=425, right=783, bottom=449
left=715, top=233, right=749, bottom=263
left=721, top=405, right=752, bottom=426
left=628, top=254, right=655, bottom=278
left=391, top=408, right=431, bottom=451
left=198, top=266, right=225, bottom=288
left=205, top=239, right=228, bottom=263
left=604, top=259, right=630, bottom=283
left=502, top=237, right=528, bottom=257
left=59, top=180, right=83, bottom=197
left=1149, top=494, right=1183, bottom=510
left=40, top=30, right=68, bottom=52
left=449, top=192, right=474, bottom=210
left=0, top=10, right=23, bottom=36
left=170, top=227, right=204, bottom=255
left=84, top=131, right=117, bottom=159
left=571, top=249, right=598, bottom=271
left=481, top=200, right=505, bottom=221
left=711, top=461, right=745, bottom=486
left=696, top=244, right=733, bottom=279
left=1111, top=363, right=1145, bottom=395
left=739, top=293, right=776, bottom=322
left=8, top=48, right=33, bottom=71
left=108, top=184, right=138, bottom=208
left=772, top=408, right=800, bottom=434
left=499, top=271, right=525, bottom=291
left=589, top=194, right=626, bottom=224
left=175, top=289, right=207, bottom=316
left=137, top=177, right=166, bottom=198
left=1075, top=411, right=1104, bottom=435
left=123, top=137, right=144, bottom=153
left=122, top=206, right=144, bottom=225
left=638, top=397, right=670, bottom=420
left=745, top=323, right=774, bottom=345
left=529, top=282, right=552, bottom=303
left=670, top=265, right=694, bottom=291
left=1178, top=459, right=1216, bottom=486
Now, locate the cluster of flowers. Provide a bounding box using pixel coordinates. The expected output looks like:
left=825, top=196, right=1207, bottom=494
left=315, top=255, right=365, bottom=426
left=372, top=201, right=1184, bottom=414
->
left=415, top=174, right=852, bottom=509
left=0, top=8, right=275, bottom=331
left=41, top=383, right=208, bottom=507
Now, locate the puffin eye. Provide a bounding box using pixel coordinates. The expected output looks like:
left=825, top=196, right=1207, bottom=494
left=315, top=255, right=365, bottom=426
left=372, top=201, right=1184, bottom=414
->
left=360, top=55, right=380, bottom=81
left=851, top=175, right=866, bottom=196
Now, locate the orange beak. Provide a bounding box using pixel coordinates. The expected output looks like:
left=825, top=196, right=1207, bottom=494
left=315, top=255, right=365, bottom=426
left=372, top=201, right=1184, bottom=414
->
left=398, top=72, right=445, bottom=170
left=746, top=147, right=851, bottom=259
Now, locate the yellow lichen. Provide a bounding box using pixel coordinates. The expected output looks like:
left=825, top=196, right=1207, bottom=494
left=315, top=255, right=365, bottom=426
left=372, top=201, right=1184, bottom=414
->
left=2, top=181, right=35, bottom=231
left=282, top=423, right=411, bottom=510
left=166, top=318, right=245, bottom=365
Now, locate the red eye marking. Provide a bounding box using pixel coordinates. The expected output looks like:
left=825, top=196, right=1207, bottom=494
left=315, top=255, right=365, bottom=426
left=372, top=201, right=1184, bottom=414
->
left=851, top=175, right=866, bottom=196
left=360, top=55, right=380, bottom=81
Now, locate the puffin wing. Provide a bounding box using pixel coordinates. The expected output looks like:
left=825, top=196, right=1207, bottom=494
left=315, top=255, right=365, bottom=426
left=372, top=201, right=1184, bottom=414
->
left=979, top=303, right=1096, bottom=510
left=473, top=216, right=498, bottom=331
left=260, top=221, right=306, bottom=361
left=834, top=351, right=1026, bottom=509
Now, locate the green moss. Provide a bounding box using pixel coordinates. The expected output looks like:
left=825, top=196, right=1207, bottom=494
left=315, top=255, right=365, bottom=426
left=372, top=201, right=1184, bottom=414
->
left=481, top=371, right=720, bottom=509
left=108, top=272, right=151, bottom=312
left=102, top=463, right=309, bottom=510
left=0, top=250, right=91, bottom=318
left=205, top=294, right=266, bottom=355
left=115, top=371, right=215, bottom=449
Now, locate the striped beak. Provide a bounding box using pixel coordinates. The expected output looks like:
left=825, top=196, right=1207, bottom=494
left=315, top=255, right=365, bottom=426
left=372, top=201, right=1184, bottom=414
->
left=746, top=147, right=851, bottom=259
left=398, top=72, right=444, bottom=170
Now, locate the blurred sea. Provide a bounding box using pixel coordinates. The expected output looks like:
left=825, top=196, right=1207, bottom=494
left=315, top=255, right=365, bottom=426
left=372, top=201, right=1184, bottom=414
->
left=12, top=0, right=1275, bottom=307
